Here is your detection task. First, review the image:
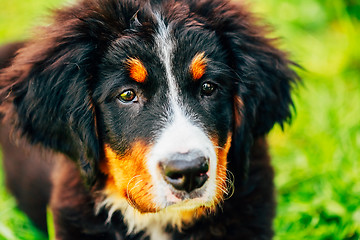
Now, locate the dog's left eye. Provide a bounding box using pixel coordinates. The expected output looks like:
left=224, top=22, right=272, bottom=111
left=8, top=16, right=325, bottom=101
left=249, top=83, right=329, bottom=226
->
left=201, top=82, right=217, bottom=96
left=118, top=90, right=137, bottom=102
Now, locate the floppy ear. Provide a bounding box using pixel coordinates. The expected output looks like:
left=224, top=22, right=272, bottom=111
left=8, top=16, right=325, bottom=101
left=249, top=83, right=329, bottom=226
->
left=228, top=21, right=298, bottom=182
left=232, top=20, right=299, bottom=186
left=0, top=40, right=100, bottom=185
left=223, top=20, right=299, bottom=137
left=240, top=46, right=298, bottom=137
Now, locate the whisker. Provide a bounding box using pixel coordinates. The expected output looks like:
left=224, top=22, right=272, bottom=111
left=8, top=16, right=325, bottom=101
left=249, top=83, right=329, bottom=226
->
left=126, top=175, right=141, bottom=209
left=216, top=165, right=235, bottom=201
left=130, top=179, right=143, bottom=192
left=224, top=169, right=235, bottom=200
left=213, top=145, right=225, bottom=150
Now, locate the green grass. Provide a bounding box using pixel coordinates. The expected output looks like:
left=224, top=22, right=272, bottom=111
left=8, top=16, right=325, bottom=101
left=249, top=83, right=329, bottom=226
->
left=252, top=0, right=360, bottom=239
left=0, top=0, right=359, bottom=239
left=0, top=163, right=47, bottom=240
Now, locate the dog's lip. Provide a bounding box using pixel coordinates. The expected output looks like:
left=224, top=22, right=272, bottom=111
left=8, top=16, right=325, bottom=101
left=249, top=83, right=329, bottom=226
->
left=162, top=196, right=214, bottom=212
left=166, top=183, right=208, bottom=201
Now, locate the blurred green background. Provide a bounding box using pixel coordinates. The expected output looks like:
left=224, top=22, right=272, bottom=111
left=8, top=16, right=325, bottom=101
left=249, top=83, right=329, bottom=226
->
left=0, top=0, right=359, bottom=239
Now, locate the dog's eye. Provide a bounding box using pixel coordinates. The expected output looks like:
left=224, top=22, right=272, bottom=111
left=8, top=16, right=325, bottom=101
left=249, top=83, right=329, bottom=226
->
left=118, top=90, right=137, bottom=102
left=201, top=82, right=216, bottom=96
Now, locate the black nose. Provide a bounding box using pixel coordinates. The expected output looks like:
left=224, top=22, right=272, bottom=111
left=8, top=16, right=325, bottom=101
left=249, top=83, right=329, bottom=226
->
left=160, top=151, right=209, bottom=193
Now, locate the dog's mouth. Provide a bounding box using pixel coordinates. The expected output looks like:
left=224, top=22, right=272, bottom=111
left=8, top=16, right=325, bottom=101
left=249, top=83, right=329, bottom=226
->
left=160, top=174, right=211, bottom=208
left=99, top=131, right=233, bottom=215
left=95, top=137, right=233, bottom=236
left=164, top=178, right=210, bottom=203
left=100, top=148, right=217, bottom=213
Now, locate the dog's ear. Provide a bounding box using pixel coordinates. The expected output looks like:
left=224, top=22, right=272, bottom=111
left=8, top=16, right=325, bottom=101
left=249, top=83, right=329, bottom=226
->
left=227, top=18, right=298, bottom=182
left=225, top=27, right=299, bottom=138
left=0, top=40, right=100, bottom=185
left=0, top=2, right=130, bottom=185
left=242, top=47, right=298, bottom=137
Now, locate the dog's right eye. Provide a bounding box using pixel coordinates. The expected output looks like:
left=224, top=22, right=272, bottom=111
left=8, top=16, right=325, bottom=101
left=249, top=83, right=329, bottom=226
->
left=118, top=90, right=137, bottom=103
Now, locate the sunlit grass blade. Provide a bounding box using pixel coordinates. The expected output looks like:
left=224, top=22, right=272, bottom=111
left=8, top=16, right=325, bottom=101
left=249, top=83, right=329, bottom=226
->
left=46, top=207, right=55, bottom=240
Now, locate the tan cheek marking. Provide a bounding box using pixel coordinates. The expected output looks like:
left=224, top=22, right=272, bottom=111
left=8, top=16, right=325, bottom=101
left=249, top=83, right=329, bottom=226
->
left=234, top=96, right=244, bottom=128
left=212, top=134, right=232, bottom=203
left=126, top=58, right=148, bottom=83
left=190, top=52, right=208, bottom=80
left=100, top=142, right=158, bottom=213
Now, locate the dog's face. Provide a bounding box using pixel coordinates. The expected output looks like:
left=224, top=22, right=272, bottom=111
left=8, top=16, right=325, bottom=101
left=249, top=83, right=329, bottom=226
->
left=96, top=14, right=234, bottom=213
left=1, top=0, right=297, bottom=229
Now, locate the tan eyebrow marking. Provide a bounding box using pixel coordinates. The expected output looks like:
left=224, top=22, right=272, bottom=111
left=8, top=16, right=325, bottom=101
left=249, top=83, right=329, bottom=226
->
left=126, top=57, right=148, bottom=83
left=190, top=52, right=208, bottom=81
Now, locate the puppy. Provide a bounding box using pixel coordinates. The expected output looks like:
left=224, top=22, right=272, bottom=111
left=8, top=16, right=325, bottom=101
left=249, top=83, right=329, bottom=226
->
left=0, top=0, right=298, bottom=239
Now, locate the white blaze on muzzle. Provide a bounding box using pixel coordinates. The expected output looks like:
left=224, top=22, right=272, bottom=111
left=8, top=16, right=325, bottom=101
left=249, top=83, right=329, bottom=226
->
left=145, top=13, right=218, bottom=209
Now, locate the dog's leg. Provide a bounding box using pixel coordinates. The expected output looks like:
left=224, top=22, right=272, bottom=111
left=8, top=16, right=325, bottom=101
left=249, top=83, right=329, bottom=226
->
left=0, top=123, right=54, bottom=232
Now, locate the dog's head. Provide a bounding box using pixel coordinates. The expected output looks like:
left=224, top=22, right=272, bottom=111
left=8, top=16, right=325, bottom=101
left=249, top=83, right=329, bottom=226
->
left=0, top=0, right=297, bottom=226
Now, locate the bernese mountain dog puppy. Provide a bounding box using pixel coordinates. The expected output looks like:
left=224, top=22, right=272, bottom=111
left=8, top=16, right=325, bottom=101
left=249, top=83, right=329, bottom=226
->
left=0, top=0, right=299, bottom=239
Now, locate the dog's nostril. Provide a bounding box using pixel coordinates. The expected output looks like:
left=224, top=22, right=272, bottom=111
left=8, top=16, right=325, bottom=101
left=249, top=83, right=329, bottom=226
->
left=161, top=153, right=209, bottom=193
left=167, top=172, right=184, bottom=180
